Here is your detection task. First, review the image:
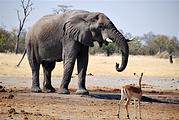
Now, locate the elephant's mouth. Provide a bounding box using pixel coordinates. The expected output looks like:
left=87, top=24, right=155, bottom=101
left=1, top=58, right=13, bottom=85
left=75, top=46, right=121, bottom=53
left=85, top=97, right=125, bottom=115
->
left=101, top=38, right=113, bottom=46
left=105, top=38, right=113, bottom=43
left=103, top=37, right=113, bottom=45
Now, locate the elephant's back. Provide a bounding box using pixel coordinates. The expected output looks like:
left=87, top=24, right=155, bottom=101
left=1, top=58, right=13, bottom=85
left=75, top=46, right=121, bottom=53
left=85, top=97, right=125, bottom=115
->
left=29, top=14, right=63, bottom=35
left=25, top=14, right=64, bottom=62
left=26, top=14, right=64, bottom=44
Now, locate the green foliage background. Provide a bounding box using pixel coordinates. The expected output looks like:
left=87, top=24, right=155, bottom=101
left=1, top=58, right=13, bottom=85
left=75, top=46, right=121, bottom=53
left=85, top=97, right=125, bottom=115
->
left=1, top=4, right=178, bottom=56
left=0, top=28, right=25, bottom=53
left=0, top=27, right=179, bottom=56
left=90, top=31, right=179, bottom=56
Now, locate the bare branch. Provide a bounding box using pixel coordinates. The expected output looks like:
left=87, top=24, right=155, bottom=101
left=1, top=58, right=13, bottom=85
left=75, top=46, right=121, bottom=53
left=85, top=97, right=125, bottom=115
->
left=15, top=0, right=33, bottom=54
left=16, top=10, right=22, bottom=30
left=26, top=6, right=32, bottom=17
left=21, top=0, right=25, bottom=11
left=26, top=0, right=30, bottom=9
left=16, top=10, right=21, bottom=24
left=53, top=4, right=73, bottom=14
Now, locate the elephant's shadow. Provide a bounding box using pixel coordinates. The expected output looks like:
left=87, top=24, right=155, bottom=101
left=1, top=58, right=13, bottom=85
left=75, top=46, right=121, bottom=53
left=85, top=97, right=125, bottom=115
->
left=89, top=93, right=179, bottom=104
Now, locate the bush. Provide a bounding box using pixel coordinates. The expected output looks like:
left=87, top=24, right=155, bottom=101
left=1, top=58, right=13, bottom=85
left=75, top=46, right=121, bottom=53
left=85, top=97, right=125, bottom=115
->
left=0, top=28, right=15, bottom=52
left=0, top=28, right=25, bottom=53
left=155, top=51, right=169, bottom=59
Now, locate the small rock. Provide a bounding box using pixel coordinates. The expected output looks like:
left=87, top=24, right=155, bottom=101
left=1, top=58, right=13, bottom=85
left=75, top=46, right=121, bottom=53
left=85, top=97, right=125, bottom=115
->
left=7, top=94, right=14, bottom=99
left=8, top=108, right=16, bottom=114
left=9, top=89, right=13, bottom=93
left=21, top=110, right=26, bottom=114
left=87, top=73, right=94, bottom=76
left=0, top=88, right=6, bottom=92
left=24, top=115, right=28, bottom=120
left=28, top=113, right=33, bottom=115
left=38, top=113, right=42, bottom=116
left=7, top=105, right=11, bottom=107
left=34, top=113, right=42, bottom=116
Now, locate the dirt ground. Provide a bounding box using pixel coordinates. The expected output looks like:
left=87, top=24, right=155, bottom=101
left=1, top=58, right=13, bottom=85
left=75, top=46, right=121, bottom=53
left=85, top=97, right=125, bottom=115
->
left=0, top=54, right=179, bottom=120
left=0, top=84, right=179, bottom=120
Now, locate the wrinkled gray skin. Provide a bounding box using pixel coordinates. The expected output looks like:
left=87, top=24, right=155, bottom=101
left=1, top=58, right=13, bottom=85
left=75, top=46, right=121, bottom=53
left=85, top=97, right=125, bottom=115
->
left=25, top=10, right=130, bottom=95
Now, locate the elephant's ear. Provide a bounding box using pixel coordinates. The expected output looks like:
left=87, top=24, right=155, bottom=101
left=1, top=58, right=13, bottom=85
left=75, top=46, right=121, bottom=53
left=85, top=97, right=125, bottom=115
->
left=64, top=16, right=94, bottom=47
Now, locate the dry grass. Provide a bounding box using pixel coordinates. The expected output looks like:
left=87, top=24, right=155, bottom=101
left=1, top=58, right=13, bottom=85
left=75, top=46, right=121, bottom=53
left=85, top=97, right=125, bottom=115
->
left=0, top=53, right=179, bottom=78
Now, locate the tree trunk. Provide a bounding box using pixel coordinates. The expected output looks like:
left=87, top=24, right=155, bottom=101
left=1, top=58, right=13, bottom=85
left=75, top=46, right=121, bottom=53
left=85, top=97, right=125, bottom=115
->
left=169, top=55, right=173, bottom=63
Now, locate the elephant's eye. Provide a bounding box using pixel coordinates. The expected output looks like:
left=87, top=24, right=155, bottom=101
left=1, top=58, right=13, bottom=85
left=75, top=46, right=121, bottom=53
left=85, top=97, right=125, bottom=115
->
left=98, top=25, right=104, bottom=30
left=91, top=19, right=96, bottom=22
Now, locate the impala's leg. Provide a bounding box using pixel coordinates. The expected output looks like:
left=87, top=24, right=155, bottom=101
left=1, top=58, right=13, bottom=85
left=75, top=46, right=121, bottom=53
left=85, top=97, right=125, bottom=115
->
left=118, top=95, right=125, bottom=119
left=134, top=99, right=137, bottom=119
left=125, top=98, right=131, bottom=120
left=138, top=100, right=142, bottom=120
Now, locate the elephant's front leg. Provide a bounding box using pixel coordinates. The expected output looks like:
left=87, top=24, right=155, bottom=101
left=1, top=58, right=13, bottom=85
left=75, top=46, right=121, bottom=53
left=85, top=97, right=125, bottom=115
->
left=58, top=58, right=76, bottom=94
left=76, top=46, right=89, bottom=95
left=58, top=42, right=78, bottom=94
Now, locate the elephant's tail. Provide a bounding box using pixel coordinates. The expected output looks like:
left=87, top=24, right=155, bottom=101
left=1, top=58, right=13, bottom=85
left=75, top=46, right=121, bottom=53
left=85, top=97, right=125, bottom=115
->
left=16, top=50, right=26, bottom=67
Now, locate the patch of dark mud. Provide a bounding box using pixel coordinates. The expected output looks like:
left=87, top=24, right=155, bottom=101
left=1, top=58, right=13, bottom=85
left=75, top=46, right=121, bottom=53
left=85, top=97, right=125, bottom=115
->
left=2, top=94, right=14, bottom=99
left=0, top=85, right=7, bottom=92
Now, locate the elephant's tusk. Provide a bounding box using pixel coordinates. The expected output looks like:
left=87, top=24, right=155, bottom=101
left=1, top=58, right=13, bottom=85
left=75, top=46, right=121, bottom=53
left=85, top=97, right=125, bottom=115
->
left=106, top=38, right=113, bottom=42
left=126, top=37, right=135, bottom=42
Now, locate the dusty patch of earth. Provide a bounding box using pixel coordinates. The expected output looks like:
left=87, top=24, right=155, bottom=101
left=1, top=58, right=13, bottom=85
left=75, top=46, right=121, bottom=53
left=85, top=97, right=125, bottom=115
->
left=0, top=85, right=179, bottom=120
left=0, top=76, right=179, bottom=120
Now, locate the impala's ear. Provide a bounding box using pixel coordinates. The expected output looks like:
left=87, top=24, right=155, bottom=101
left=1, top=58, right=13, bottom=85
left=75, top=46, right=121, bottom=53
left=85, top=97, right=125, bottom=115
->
left=64, top=15, right=94, bottom=47
left=134, top=73, right=139, bottom=78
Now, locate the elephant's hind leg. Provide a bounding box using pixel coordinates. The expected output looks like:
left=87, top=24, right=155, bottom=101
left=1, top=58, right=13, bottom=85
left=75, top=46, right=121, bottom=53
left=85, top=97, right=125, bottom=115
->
left=28, top=54, right=41, bottom=92
left=42, top=61, right=56, bottom=93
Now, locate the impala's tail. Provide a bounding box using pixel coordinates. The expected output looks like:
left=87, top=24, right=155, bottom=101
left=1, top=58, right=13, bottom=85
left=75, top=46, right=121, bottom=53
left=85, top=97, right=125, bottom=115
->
left=16, top=50, right=26, bottom=67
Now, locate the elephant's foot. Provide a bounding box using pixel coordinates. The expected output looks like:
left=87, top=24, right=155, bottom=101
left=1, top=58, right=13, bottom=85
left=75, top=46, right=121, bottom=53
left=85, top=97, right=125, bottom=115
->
left=57, top=88, right=70, bottom=94
left=75, top=89, right=89, bottom=95
left=31, top=86, right=41, bottom=93
left=43, top=86, right=56, bottom=93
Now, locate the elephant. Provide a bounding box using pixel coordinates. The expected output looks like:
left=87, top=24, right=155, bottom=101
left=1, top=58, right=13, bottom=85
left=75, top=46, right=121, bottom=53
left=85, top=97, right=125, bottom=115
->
left=17, top=10, right=131, bottom=95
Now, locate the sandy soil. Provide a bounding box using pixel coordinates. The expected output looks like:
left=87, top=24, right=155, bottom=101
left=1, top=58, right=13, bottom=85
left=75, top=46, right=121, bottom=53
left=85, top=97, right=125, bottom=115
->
left=1, top=53, right=179, bottom=78
left=0, top=76, right=179, bottom=120
left=0, top=54, right=179, bottom=119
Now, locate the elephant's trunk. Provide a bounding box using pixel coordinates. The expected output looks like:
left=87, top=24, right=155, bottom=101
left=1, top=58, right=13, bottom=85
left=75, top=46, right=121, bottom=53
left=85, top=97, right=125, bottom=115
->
left=112, top=29, right=129, bottom=72
left=115, top=39, right=129, bottom=72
